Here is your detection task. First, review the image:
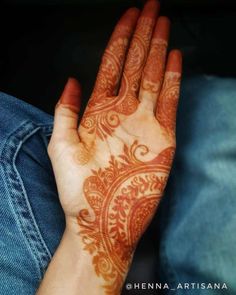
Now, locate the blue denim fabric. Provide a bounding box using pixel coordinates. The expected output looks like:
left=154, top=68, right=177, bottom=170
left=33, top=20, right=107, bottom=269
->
left=0, top=74, right=236, bottom=295
left=156, top=75, right=236, bottom=294
left=0, top=92, right=64, bottom=295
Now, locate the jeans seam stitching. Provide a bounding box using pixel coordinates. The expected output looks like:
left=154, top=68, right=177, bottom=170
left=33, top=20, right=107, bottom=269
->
left=0, top=120, right=53, bottom=278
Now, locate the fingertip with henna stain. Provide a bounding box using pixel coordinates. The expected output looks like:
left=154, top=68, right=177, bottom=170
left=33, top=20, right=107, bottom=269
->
left=60, top=77, right=82, bottom=110
left=141, top=0, right=160, bottom=19
left=153, top=16, right=171, bottom=41
left=119, top=7, right=140, bottom=28
left=166, top=50, right=182, bottom=73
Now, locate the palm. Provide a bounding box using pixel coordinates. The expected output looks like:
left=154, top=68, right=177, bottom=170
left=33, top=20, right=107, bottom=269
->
left=57, top=98, right=172, bottom=216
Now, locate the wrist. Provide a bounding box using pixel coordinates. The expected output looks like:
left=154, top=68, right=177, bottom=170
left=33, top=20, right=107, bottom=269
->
left=38, top=227, right=108, bottom=295
left=64, top=216, right=133, bottom=295
left=62, top=228, right=105, bottom=293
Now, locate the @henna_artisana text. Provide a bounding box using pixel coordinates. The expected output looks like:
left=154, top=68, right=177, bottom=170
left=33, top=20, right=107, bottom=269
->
left=40, top=0, right=182, bottom=294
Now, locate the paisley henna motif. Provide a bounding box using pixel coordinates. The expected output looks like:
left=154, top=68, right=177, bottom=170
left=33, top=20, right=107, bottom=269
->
left=77, top=141, right=174, bottom=294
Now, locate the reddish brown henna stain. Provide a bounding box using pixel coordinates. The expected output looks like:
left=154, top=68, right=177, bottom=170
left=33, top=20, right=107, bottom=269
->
left=77, top=141, right=174, bottom=294
left=80, top=31, right=138, bottom=139
left=141, top=39, right=167, bottom=93
left=120, top=17, right=155, bottom=97
left=156, top=72, right=181, bottom=135
left=81, top=16, right=155, bottom=140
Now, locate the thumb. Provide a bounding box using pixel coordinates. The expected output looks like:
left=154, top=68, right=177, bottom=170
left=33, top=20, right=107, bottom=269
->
left=51, top=77, right=82, bottom=144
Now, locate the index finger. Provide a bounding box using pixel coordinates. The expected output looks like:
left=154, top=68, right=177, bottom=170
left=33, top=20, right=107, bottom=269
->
left=90, top=8, right=140, bottom=105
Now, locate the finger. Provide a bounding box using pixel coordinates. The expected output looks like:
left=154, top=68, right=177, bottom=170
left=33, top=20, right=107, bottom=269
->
left=139, top=17, right=170, bottom=111
left=90, top=7, right=140, bottom=104
left=52, top=77, right=81, bottom=143
left=156, top=50, right=182, bottom=135
left=119, top=0, right=160, bottom=98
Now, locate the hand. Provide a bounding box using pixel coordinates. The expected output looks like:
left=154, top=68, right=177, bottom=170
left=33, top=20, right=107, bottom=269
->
left=48, top=0, right=182, bottom=293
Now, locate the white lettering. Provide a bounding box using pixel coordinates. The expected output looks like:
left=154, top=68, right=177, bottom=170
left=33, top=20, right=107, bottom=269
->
left=177, top=283, right=183, bottom=289
left=184, top=283, right=190, bottom=289
left=141, top=283, right=146, bottom=289
left=207, top=283, right=213, bottom=289
left=222, top=283, right=228, bottom=289
left=163, top=283, right=169, bottom=289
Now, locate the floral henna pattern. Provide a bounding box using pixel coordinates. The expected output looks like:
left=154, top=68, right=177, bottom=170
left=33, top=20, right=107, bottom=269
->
left=80, top=36, right=138, bottom=139
left=90, top=27, right=131, bottom=105
left=157, top=72, right=181, bottom=135
left=81, top=17, right=155, bottom=140
left=142, top=38, right=167, bottom=93
left=77, top=141, right=174, bottom=294
left=119, top=17, right=155, bottom=96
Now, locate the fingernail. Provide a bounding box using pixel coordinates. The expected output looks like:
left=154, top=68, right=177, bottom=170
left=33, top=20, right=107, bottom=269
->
left=60, top=77, right=81, bottom=109
left=166, top=50, right=182, bottom=73
left=154, top=16, right=171, bottom=41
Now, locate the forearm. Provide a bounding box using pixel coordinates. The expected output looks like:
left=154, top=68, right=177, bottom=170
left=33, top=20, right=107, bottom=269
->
left=36, top=226, right=130, bottom=295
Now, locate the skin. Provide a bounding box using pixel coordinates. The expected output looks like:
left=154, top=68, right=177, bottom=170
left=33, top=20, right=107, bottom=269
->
left=37, top=0, right=182, bottom=294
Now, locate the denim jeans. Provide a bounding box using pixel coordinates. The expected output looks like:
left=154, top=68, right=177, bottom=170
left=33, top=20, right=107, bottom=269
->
left=0, top=92, right=65, bottom=294
left=0, top=75, right=236, bottom=295
left=155, top=75, right=236, bottom=295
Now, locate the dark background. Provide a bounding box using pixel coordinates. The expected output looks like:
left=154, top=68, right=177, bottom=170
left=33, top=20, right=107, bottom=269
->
left=0, top=1, right=235, bottom=294
left=0, top=0, right=236, bottom=115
